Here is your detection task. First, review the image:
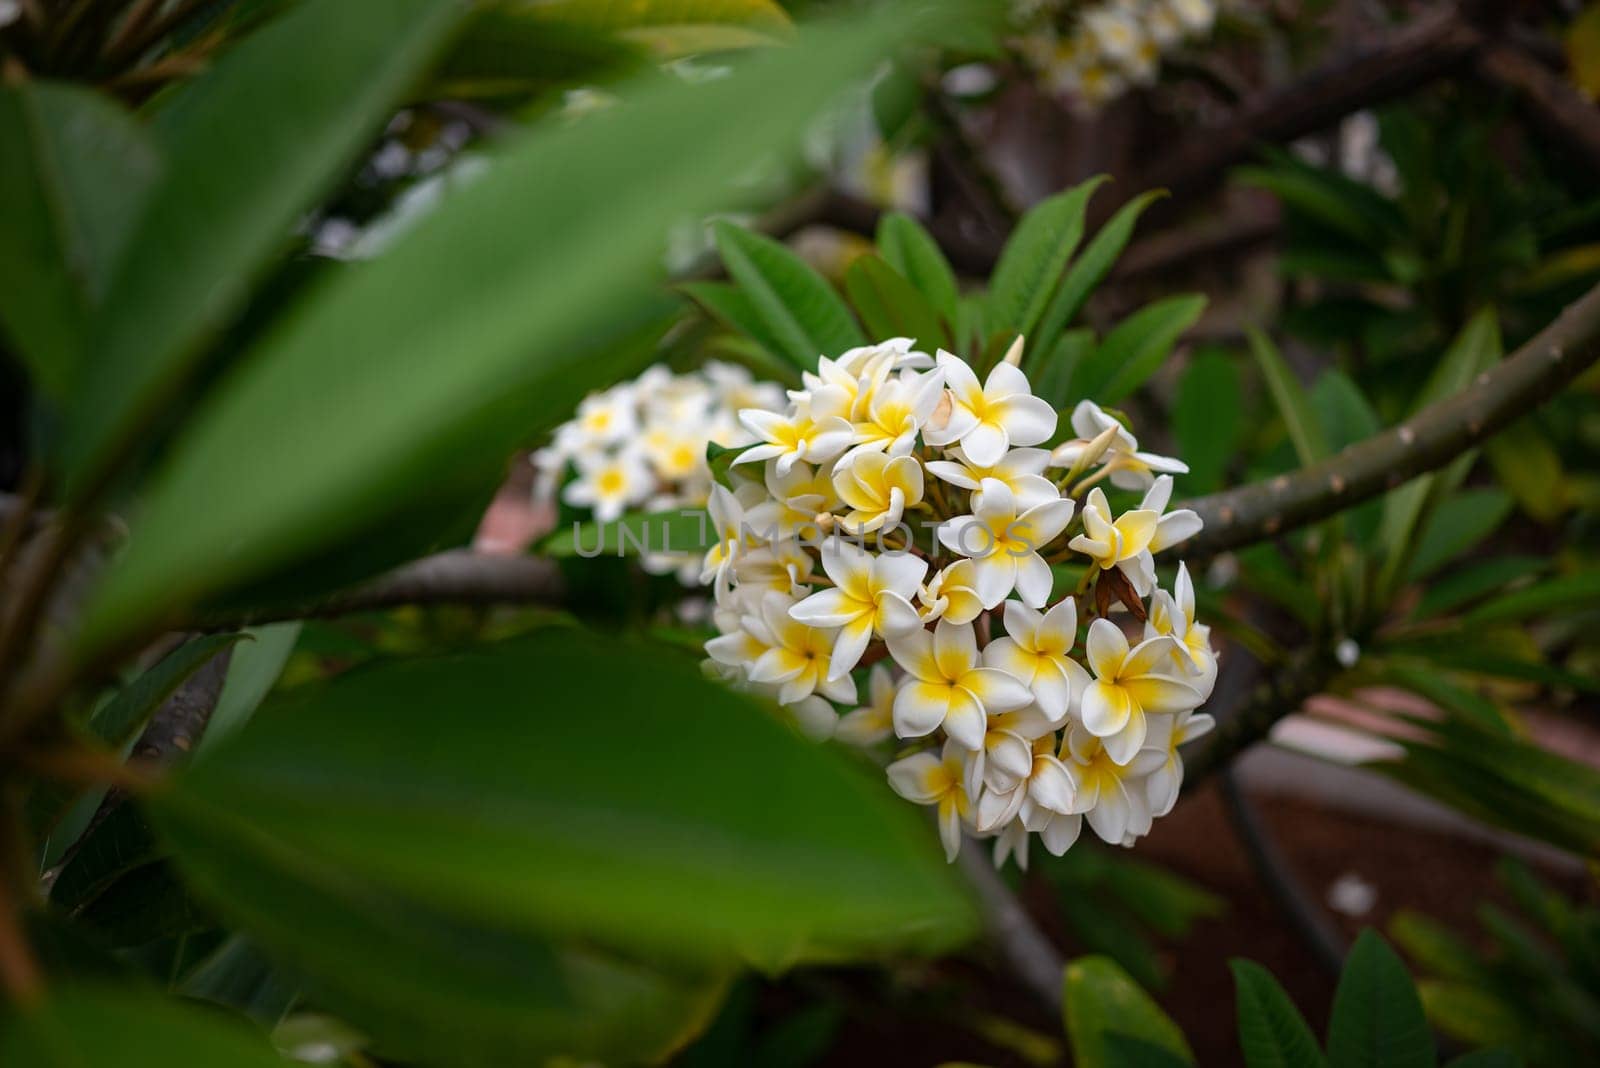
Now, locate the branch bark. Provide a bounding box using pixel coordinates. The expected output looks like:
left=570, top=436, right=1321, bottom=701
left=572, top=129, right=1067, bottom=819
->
left=1177, top=279, right=1600, bottom=559
left=957, top=845, right=1065, bottom=1011
left=1474, top=41, right=1600, bottom=178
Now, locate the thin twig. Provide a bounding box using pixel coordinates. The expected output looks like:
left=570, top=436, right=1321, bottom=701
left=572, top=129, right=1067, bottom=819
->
left=1177, top=280, right=1600, bottom=559
left=957, top=845, right=1064, bottom=1011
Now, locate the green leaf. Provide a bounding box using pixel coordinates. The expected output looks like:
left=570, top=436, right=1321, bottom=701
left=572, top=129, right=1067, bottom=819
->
left=1063, top=956, right=1194, bottom=1067
left=713, top=221, right=864, bottom=370
left=1388, top=910, right=1486, bottom=984
left=151, top=628, right=975, bottom=971
left=1174, top=348, right=1242, bottom=494
left=1031, top=328, right=1095, bottom=411
left=539, top=508, right=716, bottom=557
left=431, top=10, right=645, bottom=100
left=875, top=211, right=961, bottom=328
left=1325, top=930, right=1435, bottom=1068
left=844, top=254, right=950, bottom=351
left=76, top=10, right=910, bottom=655
left=199, top=623, right=302, bottom=758
left=1377, top=664, right=1513, bottom=735
left=1442, top=1050, right=1521, bottom=1068
left=0, top=83, right=160, bottom=399
left=1311, top=371, right=1379, bottom=452
left=1232, top=959, right=1326, bottom=1068
left=0, top=985, right=291, bottom=1066
left=63, top=0, right=470, bottom=494
left=181, top=935, right=300, bottom=1028
left=1464, top=571, right=1600, bottom=626
left=1405, top=489, right=1513, bottom=581
left=1034, top=189, right=1164, bottom=351
left=1247, top=328, right=1327, bottom=467
left=1483, top=418, right=1565, bottom=522
left=1410, top=556, right=1548, bottom=620
left=533, top=0, right=793, bottom=54
left=50, top=805, right=158, bottom=913
left=1235, top=153, right=1407, bottom=249
left=1076, top=294, right=1205, bottom=404
left=683, top=279, right=791, bottom=359
left=988, top=176, right=1107, bottom=339
left=89, top=633, right=243, bottom=751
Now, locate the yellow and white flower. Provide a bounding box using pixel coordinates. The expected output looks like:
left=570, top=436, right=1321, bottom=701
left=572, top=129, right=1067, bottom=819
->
left=831, top=450, right=924, bottom=534
left=887, top=739, right=975, bottom=862
left=736, top=395, right=855, bottom=475
left=925, top=445, right=1058, bottom=510
left=917, top=559, right=986, bottom=625
left=846, top=366, right=946, bottom=458
left=789, top=539, right=926, bottom=678
left=1145, top=561, right=1217, bottom=699
left=746, top=592, right=858, bottom=706
left=939, top=478, right=1074, bottom=608
left=562, top=449, right=652, bottom=523
left=835, top=663, right=897, bottom=746
left=1050, top=400, right=1188, bottom=490
left=1081, top=618, right=1201, bottom=765
left=982, top=599, right=1093, bottom=725
left=1067, top=486, right=1159, bottom=596
left=923, top=351, right=1058, bottom=466
left=887, top=619, right=1033, bottom=750
left=1144, top=708, right=1215, bottom=818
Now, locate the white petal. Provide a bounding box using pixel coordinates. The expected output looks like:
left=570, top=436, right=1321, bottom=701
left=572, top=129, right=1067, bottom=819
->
left=998, top=394, right=1058, bottom=446
left=1029, top=757, right=1077, bottom=815
left=893, top=681, right=951, bottom=738
left=1013, top=551, right=1053, bottom=609
left=886, top=753, right=945, bottom=803
left=1081, top=679, right=1132, bottom=737
left=941, top=688, right=988, bottom=749
left=827, top=619, right=874, bottom=680
left=1040, top=812, right=1083, bottom=855
left=1085, top=618, right=1129, bottom=678
left=961, top=421, right=1009, bottom=467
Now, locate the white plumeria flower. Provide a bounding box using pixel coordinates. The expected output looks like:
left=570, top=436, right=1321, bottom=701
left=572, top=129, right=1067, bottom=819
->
left=970, top=704, right=1063, bottom=798
left=982, top=599, right=1093, bottom=726
left=562, top=449, right=652, bottom=523
left=886, top=739, right=974, bottom=862
left=886, top=619, right=1033, bottom=750
left=1139, top=475, right=1204, bottom=553
left=938, top=478, right=1074, bottom=608
left=924, top=446, right=1059, bottom=511
left=835, top=663, right=896, bottom=746
left=700, top=482, right=760, bottom=586
left=845, top=366, right=946, bottom=458
left=1058, top=719, right=1166, bottom=846
left=1145, top=1, right=1184, bottom=47
left=1082, top=7, right=1145, bottom=62
left=1145, top=708, right=1215, bottom=819
left=731, top=540, right=816, bottom=599
left=755, top=459, right=839, bottom=541
left=567, top=387, right=638, bottom=446
left=746, top=592, right=858, bottom=706
left=639, top=426, right=706, bottom=483
left=1081, top=618, right=1201, bottom=765
left=923, top=351, right=1057, bottom=466
left=831, top=450, right=924, bottom=534
left=1170, top=0, right=1216, bottom=35
left=917, top=559, right=985, bottom=625
left=1145, top=562, right=1217, bottom=700
left=786, top=694, right=840, bottom=742
left=1067, top=487, right=1159, bottom=596
left=735, top=395, right=854, bottom=475
left=1050, top=400, right=1187, bottom=490
left=789, top=539, right=926, bottom=679
left=976, top=732, right=1078, bottom=834
left=991, top=817, right=1031, bottom=872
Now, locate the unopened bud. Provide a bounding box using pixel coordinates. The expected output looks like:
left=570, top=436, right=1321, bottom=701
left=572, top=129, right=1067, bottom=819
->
left=1002, top=334, right=1025, bottom=367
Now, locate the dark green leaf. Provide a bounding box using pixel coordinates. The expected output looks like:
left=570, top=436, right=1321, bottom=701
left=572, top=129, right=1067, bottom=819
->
left=90, top=633, right=243, bottom=751
left=1076, top=294, right=1205, bottom=404
left=0, top=985, right=290, bottom=1067
left=199, top=623, right=302, bottom=758
left=1031, top=328, right=1095, bottom=411
left=988, top=176, right=1107, bottom=338
left=1463, top=571, right=1600, bottom=626
left=876, top=210, right=961, bottom=327
left=683, top=279, right=792, bottom=359
left=1232, top=959, right=1326, bottom=1068
left=844, top=254, right=949, bottom=351
left=1325, top=931, right=1435, bottom=1068
left=431, top=10, right=645, bottom=100
left=1410, top=556, right=1548, bottom=621
left=1442, top=1051, right=1521, bottom=1068
left=181, top=936, right=300, bottom=1028
left=713, top=221, right=864, bottom=370
left=1247, top=328, right=1327, bottom=467
left=76, top=11, right=911, bottom=654
left=1173, top=348, right=1242, bottom=494
left=1063, top=956, right=1194, bottom=1067
left=1034, top=189, right=1164, bottom=350
left=152, top=628, right=975, bottom=970
left=51, top=805, right=158, bottom=913
left=1405, top=489, right=1513, bottom=582
left=0, top=83, right=159, bottom=398
left=63, top=0, right=469, bottom=493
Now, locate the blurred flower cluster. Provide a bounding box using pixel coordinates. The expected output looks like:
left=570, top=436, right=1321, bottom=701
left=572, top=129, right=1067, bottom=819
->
left=1014, top=0, right=1222, bottom=110
left=700, top=338, right=1217, bottom=869
left=534, top=362, right=786, bottom=580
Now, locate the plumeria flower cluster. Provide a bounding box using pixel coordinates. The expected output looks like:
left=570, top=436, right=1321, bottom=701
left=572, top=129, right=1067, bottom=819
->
left=701, top=337, right=1217, bottom=869
left=533, top=361, right=786, bottom=581
left=1012, top=0, right=1224, bottom=111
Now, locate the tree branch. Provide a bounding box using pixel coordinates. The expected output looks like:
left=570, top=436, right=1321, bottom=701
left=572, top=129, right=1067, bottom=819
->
left=1474, top=41, right=1600, bottom=178
left=957, top=845, right=1065, bottom=1011
left=1178, top=280, right=1600, bottom=559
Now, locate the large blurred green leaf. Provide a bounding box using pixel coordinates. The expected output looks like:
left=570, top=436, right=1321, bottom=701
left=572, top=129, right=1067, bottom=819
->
left=1247, top=328, right=1327, bottom=467
left=0, top=985, right=290, bottom=1067
left=876, top=210, right=961, bottom=330
left=1325, top=930, right=1433, bottom=1068
left=152, top=628, right=975, bottom=973
left=1062, top=956, right=1193, bottom=1067
left=62, top=0, right=469, bottom=495
left=77, top=9, right=913, bottom=655
left=1232, top=959, right=1326, bottom=1068
left=0, top=83, right=159, bottom=399
left=988, top=176, right=1106, bottom=339
left=533, top=0, right=793, bottom=54
left=1075, top=294, right=1205, bottom=404
left=1174, top=348, right=1242, bottom=495
left=431, top=10, right=645, bottom=100
left=713, top=221, right=864, bottom=370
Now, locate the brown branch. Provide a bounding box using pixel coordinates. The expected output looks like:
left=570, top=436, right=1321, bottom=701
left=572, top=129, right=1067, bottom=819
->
left=1177, top=279, right=1600, bottom=559
left=1474, top=42, right=1600, bottom=178
left=1128, top=9, right=1483, bottom=210
left=957, top=845, right=1064, bottom=1011
left=210, top=549, right=565, bottom=627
